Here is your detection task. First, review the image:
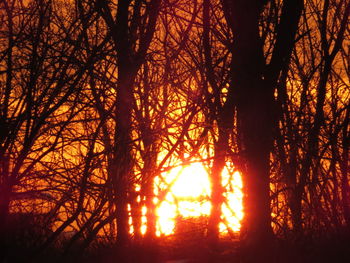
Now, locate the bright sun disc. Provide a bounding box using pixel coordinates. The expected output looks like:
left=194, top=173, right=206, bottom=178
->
left=155, top=162, right=243, bottom=236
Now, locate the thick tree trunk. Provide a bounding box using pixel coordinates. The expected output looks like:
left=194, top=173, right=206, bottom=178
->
left=238, top=93, right=275, bottom=262
left=221, top=1, right=303, bottom=260
left=224, top=1, right=274, bottom=261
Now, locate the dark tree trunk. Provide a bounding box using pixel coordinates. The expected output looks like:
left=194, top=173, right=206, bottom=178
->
left=226, top=2, right=275, bottom=260
left=130, top=191, right=142, bottom=241
left=113, top=68, right=135, bottom=248
left=0, top=181, right=11, bottom=261
left=341, top=107, right=350, bottom=229
left=144, top=179, right=157, bottom=242
left=207, top=126, right=231, bottom=247
left=237, top=90, right=275, bottom=262
left=203, top=0, right=235, bottom=246
left=97, top=0, right=161, bottom=249
left=222, top=0, right=303, bottom=261
left=139, top=94, right=158, bottom=243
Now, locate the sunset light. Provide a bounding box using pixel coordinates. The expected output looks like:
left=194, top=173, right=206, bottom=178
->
left=2, top=0, right=348, bottom=262
left=154, top=162, right=243, bottom=236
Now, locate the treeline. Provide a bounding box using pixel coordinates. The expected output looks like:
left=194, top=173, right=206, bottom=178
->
left=0, top=0, right=349, bottom=262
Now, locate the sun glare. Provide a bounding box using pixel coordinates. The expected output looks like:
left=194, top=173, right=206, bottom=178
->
left=154, top=162, right=243, bottom=236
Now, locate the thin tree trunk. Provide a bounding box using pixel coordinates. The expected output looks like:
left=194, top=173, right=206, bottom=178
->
left=97, top=0, right=161, bottom=249
left=341, top=107, right=350, bottom=229
left=207, top=126, right=230, bottom=246
left=113, top=71, right=134, bottom=248
left=203, top=0, right=235, bottom=246
left=144, top=177, right=157, bottom=242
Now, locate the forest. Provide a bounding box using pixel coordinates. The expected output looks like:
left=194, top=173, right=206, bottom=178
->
left=0, top=0, right=349, bottom=262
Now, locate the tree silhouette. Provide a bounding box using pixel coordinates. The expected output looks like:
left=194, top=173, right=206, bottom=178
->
left=0, top=0, right=349, bottom=262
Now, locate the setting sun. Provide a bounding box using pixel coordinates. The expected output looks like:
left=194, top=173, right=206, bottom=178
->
left=3, top=0, right=346, bottom=262
left=154, top=162, right=243, bottom=236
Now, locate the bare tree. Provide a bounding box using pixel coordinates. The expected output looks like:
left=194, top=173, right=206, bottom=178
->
left=0, top=0, right=108, bottom=259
